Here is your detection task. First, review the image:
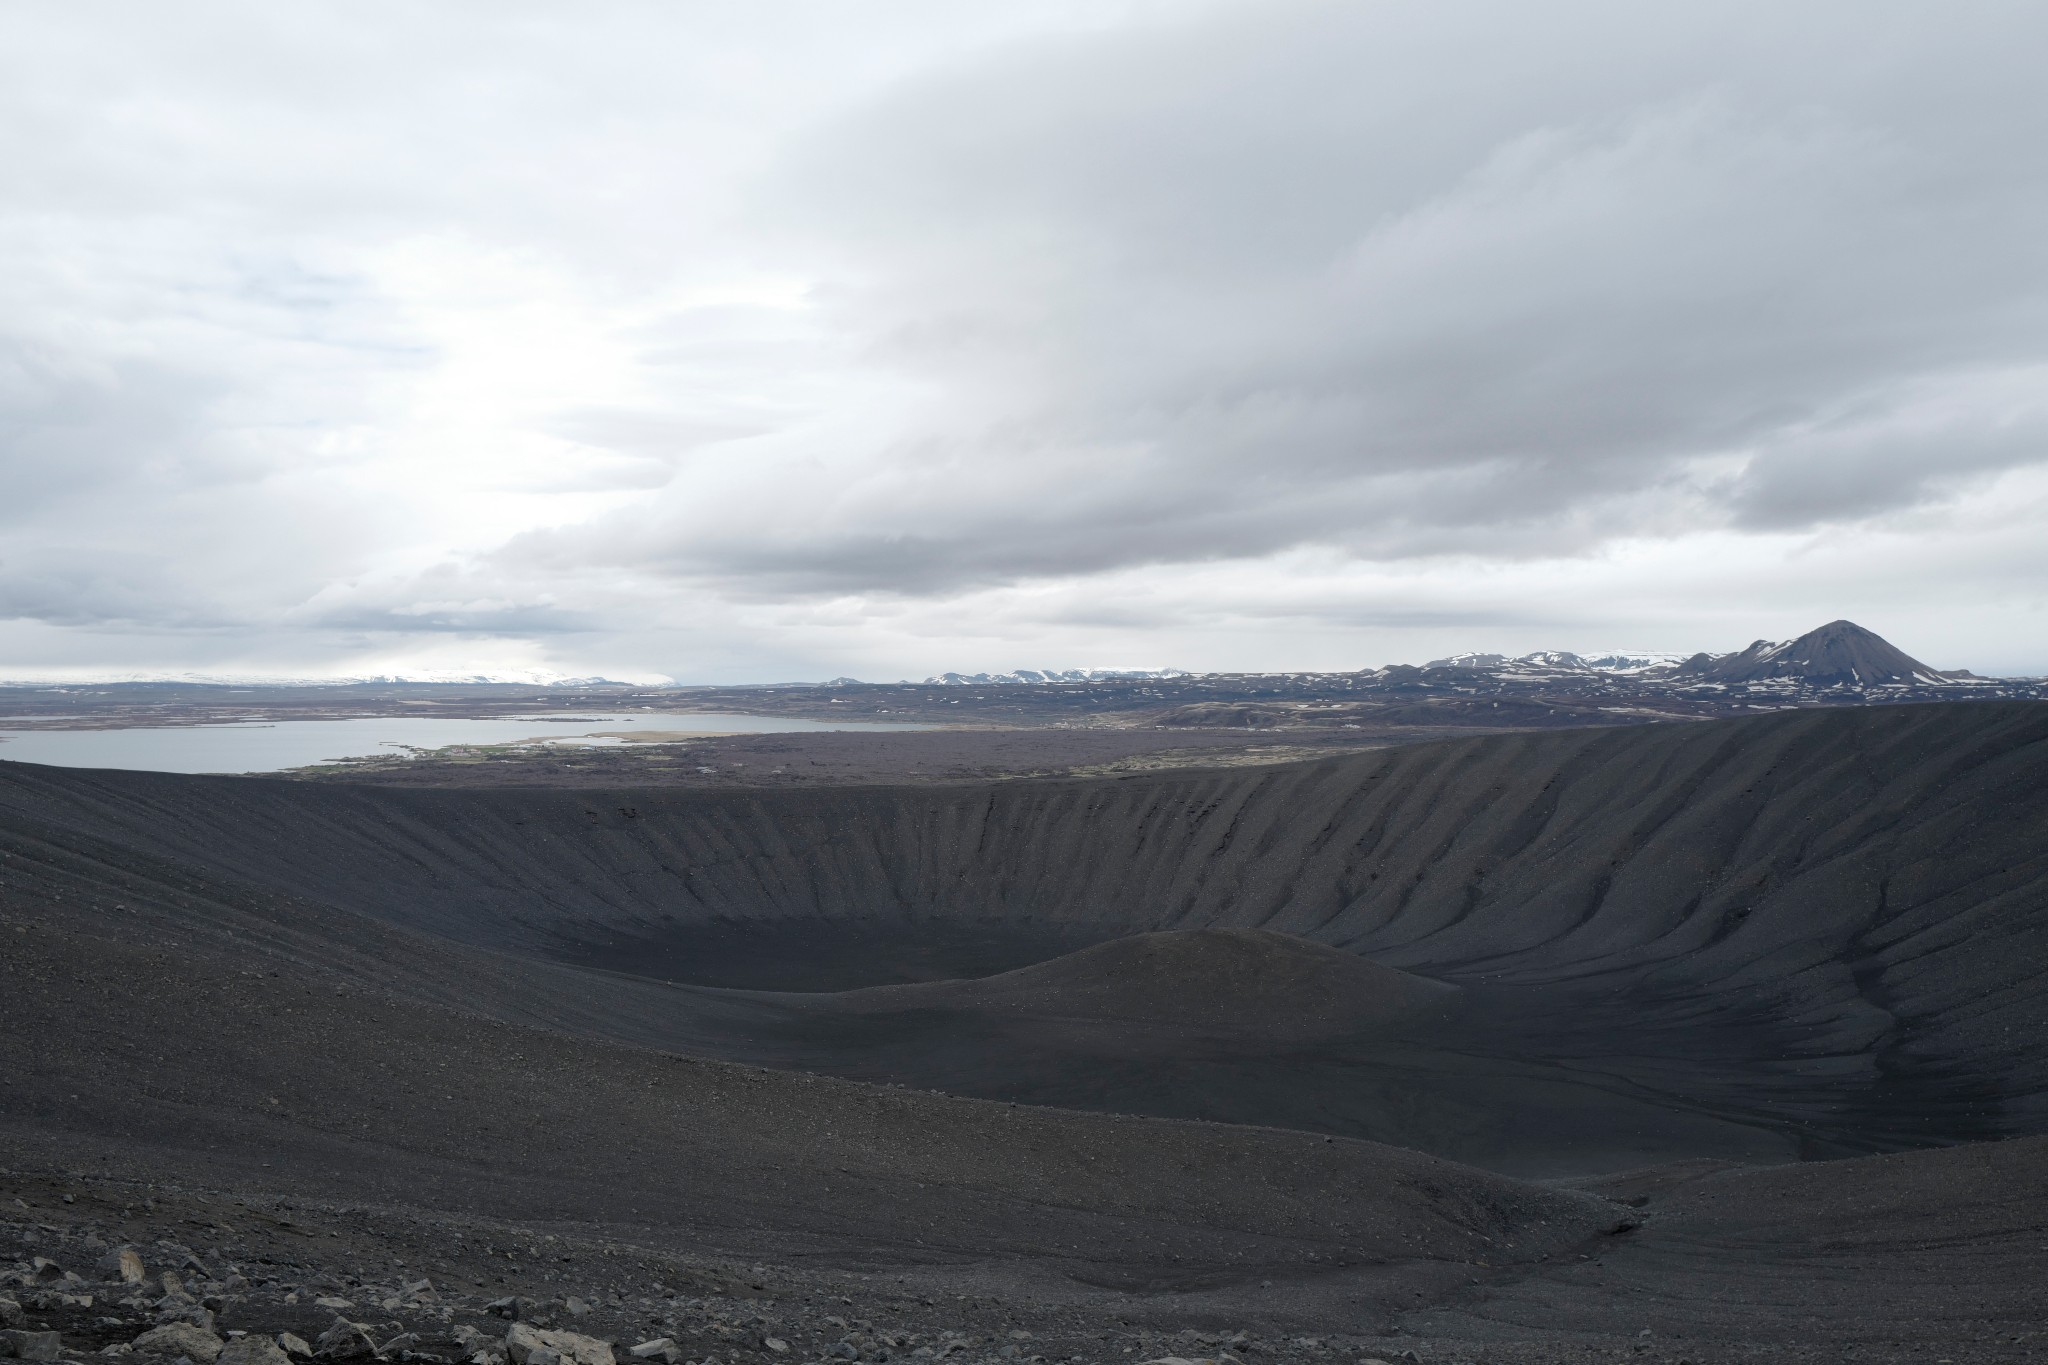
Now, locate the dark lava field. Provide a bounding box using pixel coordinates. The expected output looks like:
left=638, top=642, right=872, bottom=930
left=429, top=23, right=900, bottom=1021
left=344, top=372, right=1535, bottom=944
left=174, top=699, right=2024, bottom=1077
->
left=4, top=701, right=2047, bottom=1364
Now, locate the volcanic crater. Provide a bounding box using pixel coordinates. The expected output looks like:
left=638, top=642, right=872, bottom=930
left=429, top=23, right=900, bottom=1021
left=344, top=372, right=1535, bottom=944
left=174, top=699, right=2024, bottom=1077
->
left=4, top=699, right=2047, bottom=1357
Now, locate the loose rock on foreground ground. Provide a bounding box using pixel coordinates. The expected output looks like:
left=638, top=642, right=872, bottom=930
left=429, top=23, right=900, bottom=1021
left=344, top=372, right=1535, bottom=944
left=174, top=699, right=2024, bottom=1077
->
left=3, top=1165, right=2041, bottom=1365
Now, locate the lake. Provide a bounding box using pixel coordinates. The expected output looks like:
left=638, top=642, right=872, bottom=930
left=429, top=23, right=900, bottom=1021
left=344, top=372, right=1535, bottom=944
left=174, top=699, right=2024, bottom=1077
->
left=0, top=712, right=932, bottom=775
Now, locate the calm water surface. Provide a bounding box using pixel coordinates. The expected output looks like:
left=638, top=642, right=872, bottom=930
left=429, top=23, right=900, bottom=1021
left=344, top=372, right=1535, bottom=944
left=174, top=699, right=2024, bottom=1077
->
left=0, top=712, right=931, bottom=774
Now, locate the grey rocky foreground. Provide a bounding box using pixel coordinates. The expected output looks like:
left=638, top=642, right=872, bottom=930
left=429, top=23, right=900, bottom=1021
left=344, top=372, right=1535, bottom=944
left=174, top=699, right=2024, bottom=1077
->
left=4, top=1163, right=2043, bottom=1365
left=0, top=1189, right=1449, bottom=1365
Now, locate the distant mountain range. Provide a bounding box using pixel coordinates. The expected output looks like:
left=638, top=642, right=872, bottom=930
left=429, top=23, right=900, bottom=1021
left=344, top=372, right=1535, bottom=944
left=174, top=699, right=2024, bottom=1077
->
left=839, top=621, right=2043, bottom=725
left=909, top=621, right=2002, bottom=691
left=1668, top=619, right=1968, bottom=687
left=1424, top=649, right=1691, bottom=674
left=1424, top=620, right=1976, bottom=689
left=6, top=619, right=2040, bottom=738
left=0, top=621, right=2022, bottom=697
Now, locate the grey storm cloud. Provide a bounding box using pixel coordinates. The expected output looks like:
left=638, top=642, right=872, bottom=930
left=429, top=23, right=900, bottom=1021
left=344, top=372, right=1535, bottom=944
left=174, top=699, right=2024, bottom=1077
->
left=628, top=0, right=2048, bottom=591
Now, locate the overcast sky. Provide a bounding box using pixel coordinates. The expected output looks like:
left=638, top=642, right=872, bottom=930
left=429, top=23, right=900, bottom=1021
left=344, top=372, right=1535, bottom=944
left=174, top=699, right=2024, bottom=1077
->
left=4, top=0, right=2046, bottom=682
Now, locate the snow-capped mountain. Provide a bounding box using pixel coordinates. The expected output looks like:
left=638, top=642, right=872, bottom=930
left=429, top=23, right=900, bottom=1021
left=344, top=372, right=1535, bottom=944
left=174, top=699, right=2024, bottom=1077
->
left=1422, top=649, right=1688, bottom=674
left=1408, top=621, right=2000, bottom=695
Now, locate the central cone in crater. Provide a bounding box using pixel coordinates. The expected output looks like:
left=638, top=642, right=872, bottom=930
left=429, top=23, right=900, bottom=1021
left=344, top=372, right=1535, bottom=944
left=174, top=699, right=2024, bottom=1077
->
left=835, top=927, right=1458, bottom=1044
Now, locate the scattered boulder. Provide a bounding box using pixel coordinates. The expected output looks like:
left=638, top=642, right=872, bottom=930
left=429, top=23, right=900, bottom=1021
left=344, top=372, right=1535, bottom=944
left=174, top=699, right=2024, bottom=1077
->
left=563, top=1300, right=591, bottom=1320
left=99, top=1251, right=146, bottom=1287
left=279, top=1336, right=313, bottom=1359
left=0, top=1302, right=19, bottom=1330
left=312, top=1300, right=354, bottom=1313
left=1, top=1330, right=64, bottom=1362
left=132, top=1323, right=225, bottom=1362
left=220, top=1338, right=292, bottom=1365
left=624, top=1343, right=672, bottom=1360
left=505, top=1323, right=614, bottom=1365
left=762, top=1340, right=789, bottom=1355
left=312, top=1318, right=378, bottom=1361
left=29, top=1262, right=63, bottom=1284
left=153, top=1300, right=214, bottom=1331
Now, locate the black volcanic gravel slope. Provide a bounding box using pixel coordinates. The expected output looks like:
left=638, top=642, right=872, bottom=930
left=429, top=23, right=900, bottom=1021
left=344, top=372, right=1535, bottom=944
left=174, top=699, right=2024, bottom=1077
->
left=2, top=701, right=2044, bottom=1172
left=1482, top=1135, right=2048, bottom=1349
